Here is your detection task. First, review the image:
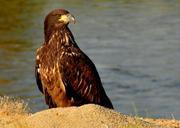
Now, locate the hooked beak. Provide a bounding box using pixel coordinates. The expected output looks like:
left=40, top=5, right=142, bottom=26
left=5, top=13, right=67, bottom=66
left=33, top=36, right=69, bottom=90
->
left=59, top=13, right=76, bottom=24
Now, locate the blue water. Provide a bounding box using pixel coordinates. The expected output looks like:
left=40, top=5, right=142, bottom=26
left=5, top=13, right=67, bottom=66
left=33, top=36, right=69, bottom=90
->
left=0, top=0, right=180, bottom=119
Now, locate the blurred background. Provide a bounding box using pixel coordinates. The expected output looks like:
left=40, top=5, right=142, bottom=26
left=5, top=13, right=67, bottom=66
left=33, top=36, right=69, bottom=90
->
left=0, top=0, right=180, bottom=119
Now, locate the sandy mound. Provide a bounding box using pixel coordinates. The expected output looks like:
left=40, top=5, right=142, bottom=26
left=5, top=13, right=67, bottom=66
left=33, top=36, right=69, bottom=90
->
left=0, top=96, right=179, bottom=128
left=5, top=104, right=162, bottom=128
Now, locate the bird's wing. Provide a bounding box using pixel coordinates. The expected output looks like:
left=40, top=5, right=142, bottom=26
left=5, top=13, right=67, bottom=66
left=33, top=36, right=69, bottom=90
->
left=35, top=43, right=113, bottom=108
left=59, top=49, right=107, bottom=105
left=35, top=47, right=43, bottom=93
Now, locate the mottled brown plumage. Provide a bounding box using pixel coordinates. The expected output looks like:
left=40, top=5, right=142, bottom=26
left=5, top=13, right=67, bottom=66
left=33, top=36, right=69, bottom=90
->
left=35, top=9, right=113, bottom=109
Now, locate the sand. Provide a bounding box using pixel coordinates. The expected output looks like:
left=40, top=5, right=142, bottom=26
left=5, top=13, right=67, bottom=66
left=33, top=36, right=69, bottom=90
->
left=5, top=104, right=161, bottom=128
left=0, top=96, right=29, bottom=128
left=0, top=96, right=179, bottom=128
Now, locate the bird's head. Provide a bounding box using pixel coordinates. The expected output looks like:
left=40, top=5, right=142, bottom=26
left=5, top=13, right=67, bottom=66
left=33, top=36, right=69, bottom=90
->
left=44, top=9, right=75, bottom=42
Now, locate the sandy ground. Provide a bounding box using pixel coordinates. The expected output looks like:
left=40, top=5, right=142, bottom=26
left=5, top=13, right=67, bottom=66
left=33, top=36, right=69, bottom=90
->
left=4, top=104, right=161, bottom=128
left=0, top=97, right=29, bottom=128
left=0, top=97, right=179, bottom=128
left=144, top=118, right=180, bottom=128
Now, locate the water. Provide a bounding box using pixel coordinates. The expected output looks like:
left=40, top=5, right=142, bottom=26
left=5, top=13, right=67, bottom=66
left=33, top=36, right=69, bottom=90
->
left=0, top=0, right=180, bottom=119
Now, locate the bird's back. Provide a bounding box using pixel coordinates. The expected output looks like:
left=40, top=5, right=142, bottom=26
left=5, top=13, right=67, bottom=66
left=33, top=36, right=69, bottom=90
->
left=36, top=37, right=113, bottom=108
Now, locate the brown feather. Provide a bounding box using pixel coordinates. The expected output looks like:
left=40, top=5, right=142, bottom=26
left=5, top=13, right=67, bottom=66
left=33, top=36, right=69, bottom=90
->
left=35, top=9, right=113, bottom=109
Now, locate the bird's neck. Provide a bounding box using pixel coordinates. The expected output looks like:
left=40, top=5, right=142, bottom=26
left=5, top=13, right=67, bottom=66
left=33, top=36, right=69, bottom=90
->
left=44, top=25, right=76, bottom=46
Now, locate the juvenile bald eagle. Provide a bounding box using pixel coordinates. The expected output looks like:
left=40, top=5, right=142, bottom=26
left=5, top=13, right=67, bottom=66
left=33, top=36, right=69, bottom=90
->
left=35, top=9, right=113, bottom=109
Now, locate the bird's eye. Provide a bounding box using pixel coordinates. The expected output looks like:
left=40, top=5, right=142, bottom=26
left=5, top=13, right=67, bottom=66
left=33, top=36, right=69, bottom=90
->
left=58, top=15, right=61, bottom=18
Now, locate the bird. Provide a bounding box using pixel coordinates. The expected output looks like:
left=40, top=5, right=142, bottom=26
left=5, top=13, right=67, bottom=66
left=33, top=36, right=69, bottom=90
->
left=35, top=9, right=113, bottom=109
